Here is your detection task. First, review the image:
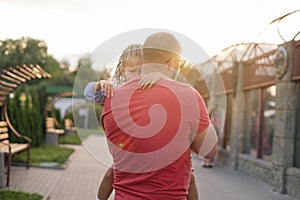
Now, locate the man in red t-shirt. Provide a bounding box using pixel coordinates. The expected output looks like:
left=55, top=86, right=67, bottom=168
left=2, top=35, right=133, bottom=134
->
left=101, top=32, right=218, bottom=200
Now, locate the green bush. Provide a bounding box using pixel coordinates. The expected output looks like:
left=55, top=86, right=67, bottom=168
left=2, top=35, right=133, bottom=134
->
left=8, top=88, right=43, bottom=147
left=0, top=190, right=42, bottom=200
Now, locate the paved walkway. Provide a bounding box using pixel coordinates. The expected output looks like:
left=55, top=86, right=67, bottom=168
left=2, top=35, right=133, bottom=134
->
left=193, top=159, right=297, bottom=200
left=8, top=144, right=108, bottom=200
left=3, top=134, right=299, bottom=200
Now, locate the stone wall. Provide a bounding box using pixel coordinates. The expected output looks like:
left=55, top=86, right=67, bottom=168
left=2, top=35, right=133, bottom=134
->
left=216, top=148, right=230, bottom=166
left=238, top=154, right=273, bottom=184
left=286, top=167, right=300, bottom=199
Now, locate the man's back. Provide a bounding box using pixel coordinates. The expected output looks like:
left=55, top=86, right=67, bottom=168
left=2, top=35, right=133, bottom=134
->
left=101, top=77, right=210, bottom=199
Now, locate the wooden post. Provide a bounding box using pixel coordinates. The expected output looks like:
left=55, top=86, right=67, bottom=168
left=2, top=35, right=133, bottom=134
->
left=256, top=88, right=264, bottom=159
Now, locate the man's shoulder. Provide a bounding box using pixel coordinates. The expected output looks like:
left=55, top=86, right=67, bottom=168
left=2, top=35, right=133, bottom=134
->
left=159, top=79, right=193, bottom=90
left=159, top=80, right=205, bottom=102
left=114, top=77, right=198, bottom=96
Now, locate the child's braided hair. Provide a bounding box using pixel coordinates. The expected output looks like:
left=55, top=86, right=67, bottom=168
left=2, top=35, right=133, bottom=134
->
left=111, top=44, right=142, bottom=86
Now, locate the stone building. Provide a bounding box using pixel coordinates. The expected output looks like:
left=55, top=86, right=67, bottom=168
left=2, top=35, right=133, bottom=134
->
left=187, top=40, right=300, bottom=199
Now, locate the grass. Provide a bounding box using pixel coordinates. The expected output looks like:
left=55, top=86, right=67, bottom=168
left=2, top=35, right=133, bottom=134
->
left=59, top=129, right=96, bottom=145
left=12, top=145, right=74, bottom=168
left=0, top=190, right=42, bottom=200
left=59, top=133, right=82, bottom=145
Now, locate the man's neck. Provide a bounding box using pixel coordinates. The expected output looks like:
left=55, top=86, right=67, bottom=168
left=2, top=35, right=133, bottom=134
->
left=140, top=63, right=177, bottom=79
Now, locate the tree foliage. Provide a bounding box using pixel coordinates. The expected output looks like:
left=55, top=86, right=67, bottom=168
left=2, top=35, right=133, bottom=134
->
left=0, top=37, right=77, bottom=146
left=8, top=88, right=44, bottom=147
left=0, top=37, right=75, bottom=86
left=0, top=37, right=106, bottom=146
left=0, top=37, right=46, bottom=67
left=72, top=54, right=99, bottom=94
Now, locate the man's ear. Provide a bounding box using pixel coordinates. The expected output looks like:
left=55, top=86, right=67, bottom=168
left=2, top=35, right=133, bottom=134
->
left=165, top=58, right=176, bottom=68
left=166, top=57, right=177, bottom=69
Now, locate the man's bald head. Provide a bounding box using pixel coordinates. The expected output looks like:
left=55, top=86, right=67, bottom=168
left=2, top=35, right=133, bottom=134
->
left=142, top=32, right=182, bottom=63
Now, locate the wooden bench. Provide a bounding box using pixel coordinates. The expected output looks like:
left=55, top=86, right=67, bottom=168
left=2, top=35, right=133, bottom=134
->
left=0, top=64, right=51, bottom=186
left=0, top=121, right=30, bottom=187
left=64, top=119, right=76, bottom=134
left=45, top=117, right=64, bottom=145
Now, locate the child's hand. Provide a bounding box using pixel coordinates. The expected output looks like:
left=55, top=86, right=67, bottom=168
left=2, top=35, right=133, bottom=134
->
left=138, top=72, right=164, bottom=90
left=95, top=80, right=114, bottom=97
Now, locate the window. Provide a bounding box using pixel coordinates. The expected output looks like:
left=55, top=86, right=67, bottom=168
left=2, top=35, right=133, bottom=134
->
left=245, top=85, right=275, bottom=161
left=248, top=89, right=259, bottom=157
left=261, top=85, right=276, bottom=161
left=221, top=94, right=232, bottom=150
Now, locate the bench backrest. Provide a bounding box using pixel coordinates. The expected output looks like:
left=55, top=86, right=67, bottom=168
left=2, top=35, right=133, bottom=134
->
left=64, top=119, right=73, bottom=129
left=0, top=121, right=9, bottom=143
left=46, top=117, right=55, bottom=130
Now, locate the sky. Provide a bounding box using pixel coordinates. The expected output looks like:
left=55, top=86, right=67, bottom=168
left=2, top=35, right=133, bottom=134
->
left=0, top=0, right=299, bottom=67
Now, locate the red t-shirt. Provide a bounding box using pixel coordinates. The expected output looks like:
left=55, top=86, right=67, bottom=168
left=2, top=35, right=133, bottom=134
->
left=101, top=77, right=210, bottom=200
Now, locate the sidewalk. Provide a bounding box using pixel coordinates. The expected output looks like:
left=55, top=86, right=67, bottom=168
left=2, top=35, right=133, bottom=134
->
left=193, top=159, right=297, bottom=200
left=5, top=134, right=298, bottom=200
left=8, top=144, right=107, bottom=200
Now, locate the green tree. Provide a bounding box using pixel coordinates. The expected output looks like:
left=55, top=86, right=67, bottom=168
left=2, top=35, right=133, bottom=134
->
left=0, top=37, right=61, bottom=75
left=7, top=89, right=23, bottom=143
left=22, top=92, right=32, bottom=142
left=72, top=54, right=99, bottom=95
left=7, top=88, right=44, bottom=147
left=60, top=58, right=71, bottom=73
left=31, top=93, right=43, bottom=146
left=53, top=108, right=62, bottom=128
left=0, top=37, right=82, bottom=147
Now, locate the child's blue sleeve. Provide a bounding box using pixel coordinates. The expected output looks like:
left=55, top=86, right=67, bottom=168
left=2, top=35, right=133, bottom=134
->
left=84, top=82, right=106, bottom=103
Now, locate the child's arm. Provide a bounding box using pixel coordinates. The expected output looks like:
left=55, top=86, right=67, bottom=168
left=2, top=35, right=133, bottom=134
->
left=98, top=167, right=114, bottom=200
left=93, top=80, right=114, bottom=97
left=138, top=72, right=171, bottom=90
left=84, top=80, right=114, bottom=103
